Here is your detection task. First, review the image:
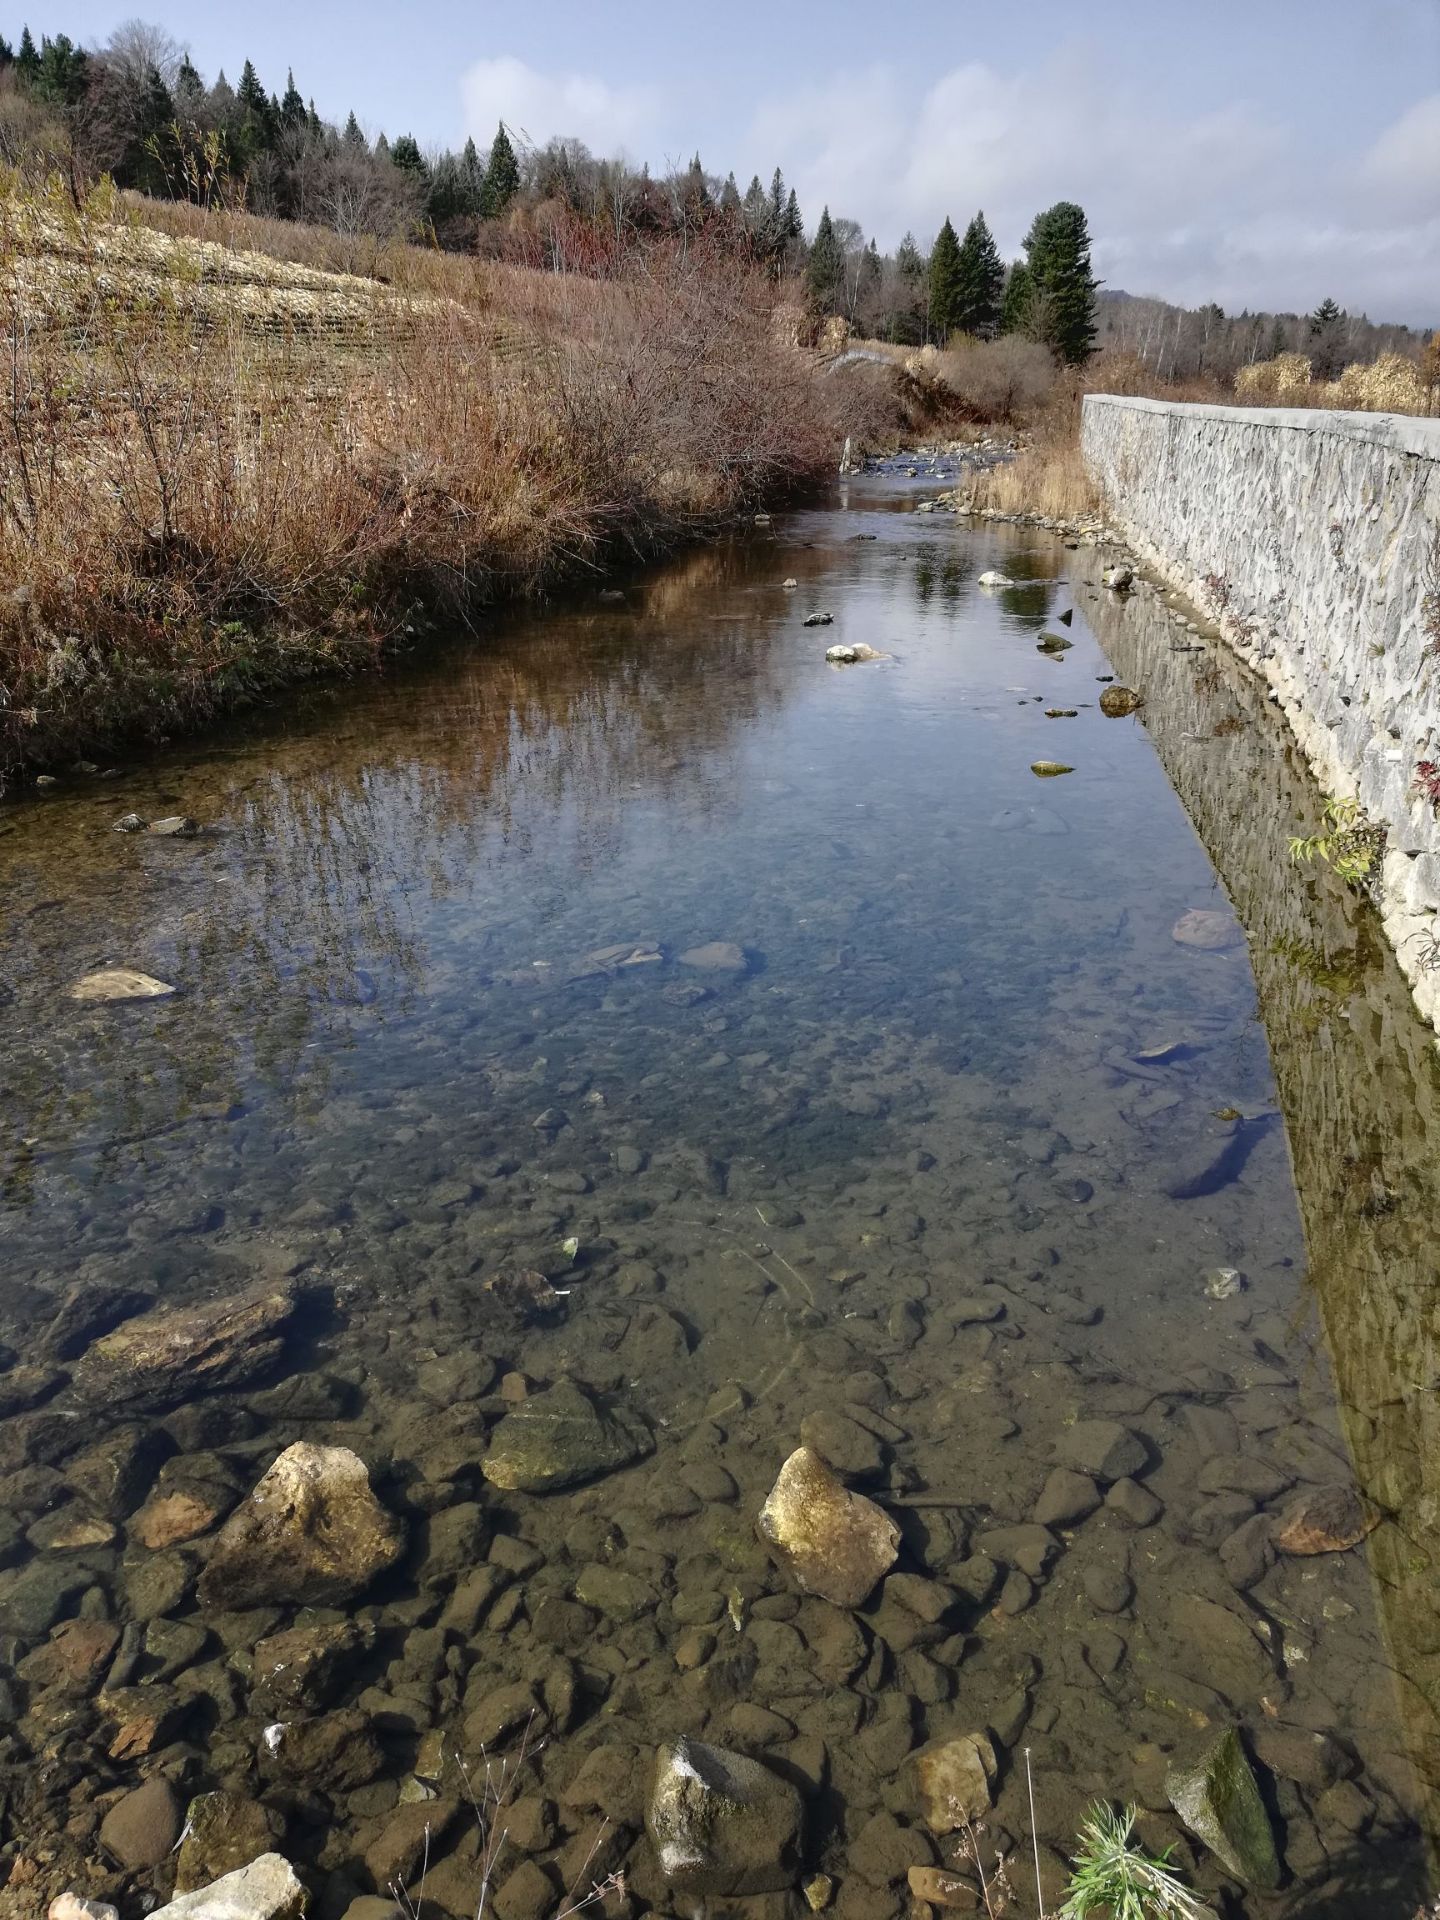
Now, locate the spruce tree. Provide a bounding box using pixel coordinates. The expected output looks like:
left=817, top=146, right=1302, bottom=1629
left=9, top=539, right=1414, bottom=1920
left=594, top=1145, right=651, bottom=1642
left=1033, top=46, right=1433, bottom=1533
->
left=1021, top=201, right=1098, bottom=363
left=342, top=110, right=367, bottom=152
left=482, top=123, right=519, bottom=216
left=280, top=68, right=305, bottom=127
left=954, top=210, right=1004, bottom=339
left=807, top=206, right=844, bottom=312
left=1308, top=297, right=1345, bottom=379
left=1000, top=259, right=1034, bottom=335
left=784, top=188, right=802, bottom=242
left=236, top=59, right=275, bottom=151
left=0, top=36, right=12, bottom=68
left=928, top=216, right=962, bottom=341
left=16, top=27, right=40, bottom=84
left=896, top=232, right=924, bottom=281
left=719, top=171, right=741, bottom=216
left=741, top=173, right=766, bottom=233
left=390, top=133, right=427, bottom=180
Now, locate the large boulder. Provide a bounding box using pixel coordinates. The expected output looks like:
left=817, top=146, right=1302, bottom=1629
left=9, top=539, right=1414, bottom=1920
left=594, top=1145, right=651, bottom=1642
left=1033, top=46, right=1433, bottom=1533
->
left=74, top=1283, right=297, bottom=1412
left=482, top=1380, right=653, bottom=1494
left=176, top=1793, right=286, bottom=1892
left=757, top=1446, right=900, bottom=1609
left=1166, top=1728, right=1281, bottom=1889
left=647, top=1736, right=804, bottom=1896
left=149, top=1854, right=305, bottom=1920
left=198, top=1443, right=404, bottom=1610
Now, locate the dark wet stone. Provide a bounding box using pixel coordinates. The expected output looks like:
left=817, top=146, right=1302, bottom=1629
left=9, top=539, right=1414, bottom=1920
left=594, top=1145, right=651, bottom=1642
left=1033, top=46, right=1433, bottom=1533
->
left=1104, top=1478, right=1163, bottom=1528
left=75, top=1282, right=297, bottom=1413
left=1055, top=1421, right=1147, bottom=1483
left=261, top=1710, right=385, bottom=1791
left=1166, top=1728, right=1281, bottom=1889
left=252, top=1621, right=371, bottom=1711
left=1081, top=1564, right=1133, bottom=1614
left=99, top=1775, right=182, bottom=1870
left=44, top=1281, right=155, bottom=1361
left=1219, top=1514, right=1275, bottom=1590
left=647, top=1735, right=804, bottom=1896
left=65, top=1426, right=172, bottom=1519
left=1251, top=1724, right=1350, bottom=1792
left=482, top=1380, right=654, bottom=1493
left=1034, top=1469, right=1101, bottom=1528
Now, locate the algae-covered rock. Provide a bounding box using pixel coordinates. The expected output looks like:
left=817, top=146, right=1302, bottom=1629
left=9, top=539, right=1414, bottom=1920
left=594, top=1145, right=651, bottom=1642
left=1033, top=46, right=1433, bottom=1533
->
left=1166, top=1727, right=1281, bottom=1888
left=1100, top=685, right=1143, bottom=717
left=198, top=1443, right=403, bottom=1609
left=911, top=1731, right=997, bottom=1832
left=757, top=1445, right=899, bottom=1609
left=482, top=1379, right=653, bottom=1493
left=175, top=1792, right=285, bottom=1892
left=646, top=1735, right=804, bottom=1896
left=74, top=1282, right=296, bottom=1412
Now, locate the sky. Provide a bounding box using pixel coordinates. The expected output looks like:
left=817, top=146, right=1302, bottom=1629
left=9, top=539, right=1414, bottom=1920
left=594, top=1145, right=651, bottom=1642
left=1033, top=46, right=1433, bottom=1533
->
left=23, top=0, right=1440, bottom=324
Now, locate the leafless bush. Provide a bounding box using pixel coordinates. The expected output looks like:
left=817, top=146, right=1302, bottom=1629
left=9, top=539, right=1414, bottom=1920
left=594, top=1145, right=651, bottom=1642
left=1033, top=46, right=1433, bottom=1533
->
left=936, top=335, right=1058, bottom=421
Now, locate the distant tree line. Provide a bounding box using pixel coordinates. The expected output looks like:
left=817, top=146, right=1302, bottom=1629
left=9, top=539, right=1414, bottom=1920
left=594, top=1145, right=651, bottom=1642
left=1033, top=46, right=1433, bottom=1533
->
left=0, top=20, right=1427, bottom=369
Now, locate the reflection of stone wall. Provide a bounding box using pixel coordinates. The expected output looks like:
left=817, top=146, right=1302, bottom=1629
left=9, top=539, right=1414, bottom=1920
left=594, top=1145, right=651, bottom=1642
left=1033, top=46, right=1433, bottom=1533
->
left=1079, top=555, right=1440, bottom=1854
left=1081, top=395, right=1440, bottom=1034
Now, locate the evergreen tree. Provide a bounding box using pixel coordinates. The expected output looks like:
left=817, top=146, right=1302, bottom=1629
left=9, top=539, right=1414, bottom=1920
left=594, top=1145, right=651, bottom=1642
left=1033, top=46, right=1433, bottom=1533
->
left=236, top=59, right=275, bottom=151
left=741, top=173, right=766, bottom=235
left=807, top=205, right=844, bottom=311
left=954, top=210, right=1004, bottom=338
left=16, top=27, right=40, bottom=84
left=175, top=53, right=204, bottom=115
left=896, top=231, right=924, bottom=282
left=927, top=216, right=962, bottom=340
left=482, top=123, right=519, bottom=215
left=1021, top=200, right=1098, bottom=363
left=390, top=133, right=428, bottom=180
left=279, top=67, right=305, bottom=127
left=374, top=131, right=390, bottom=162
left=0, top=36, right=13, bottom=68
left=719, top=171, right=741, bottom=217
left=784, top=188, right=802, bottom=242
left=1308, top=296, right=1345, bottom=377
left=681, top=151, right=711, bottom=220
left=1000, top=259, right=1034, bottom=335
left=342, top=110, right=367, bottom=152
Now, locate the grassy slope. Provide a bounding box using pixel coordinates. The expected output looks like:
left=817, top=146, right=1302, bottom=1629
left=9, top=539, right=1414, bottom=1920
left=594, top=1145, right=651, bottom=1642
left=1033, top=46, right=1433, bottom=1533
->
left=0, top=183, right=838, bottom=785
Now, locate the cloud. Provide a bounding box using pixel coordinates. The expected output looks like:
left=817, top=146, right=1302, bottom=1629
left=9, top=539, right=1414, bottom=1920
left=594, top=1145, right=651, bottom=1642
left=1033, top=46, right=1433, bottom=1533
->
left=460, top=55, right=659, bottom=159
left=740, top=55, right=1438, bottom=324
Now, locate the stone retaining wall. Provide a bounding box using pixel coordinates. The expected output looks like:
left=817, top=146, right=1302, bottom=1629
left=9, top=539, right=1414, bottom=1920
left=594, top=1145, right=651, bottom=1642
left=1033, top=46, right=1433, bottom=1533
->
left=1081, top=394, right=1440, bottom=1035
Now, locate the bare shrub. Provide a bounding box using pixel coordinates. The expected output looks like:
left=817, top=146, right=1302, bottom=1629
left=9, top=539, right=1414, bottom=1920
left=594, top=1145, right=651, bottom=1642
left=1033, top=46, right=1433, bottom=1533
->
left=935, top=335, right=1057, bottom=421
left=0, top=175, right=834, bottom=780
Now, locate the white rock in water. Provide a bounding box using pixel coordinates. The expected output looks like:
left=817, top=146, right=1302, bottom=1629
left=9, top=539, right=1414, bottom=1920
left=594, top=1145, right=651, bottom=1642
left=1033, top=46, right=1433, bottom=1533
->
left=977, top=571, right=1015, bottom=588
left=826, top=643, right=884, bottom=665
left=1205, top=1267, right=1246, bottom=1299
left=782, top=577, right=798, bottom=590
left=148, top=1856, right=305, bottom=1920
left=69, top=969, right=176, bottom=1003
left=1103, top=564, right=1135, bottom=590
left=49, top=1897, right=120, bottom=1920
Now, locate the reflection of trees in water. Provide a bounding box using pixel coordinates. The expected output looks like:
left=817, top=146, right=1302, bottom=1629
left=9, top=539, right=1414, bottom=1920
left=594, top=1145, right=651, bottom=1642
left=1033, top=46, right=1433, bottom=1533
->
left=1085, top=562, right=1440, bottom=1864
left=0, top=540, right=793, bottom=1197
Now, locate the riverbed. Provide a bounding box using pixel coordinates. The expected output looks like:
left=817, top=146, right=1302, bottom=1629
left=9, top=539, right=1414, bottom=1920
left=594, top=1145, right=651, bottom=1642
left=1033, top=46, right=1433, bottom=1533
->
left=1, top=473, right=1437, bottom=1918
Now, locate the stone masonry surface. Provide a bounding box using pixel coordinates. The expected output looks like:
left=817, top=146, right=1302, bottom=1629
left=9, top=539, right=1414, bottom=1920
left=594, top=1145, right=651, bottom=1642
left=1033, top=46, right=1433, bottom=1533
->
left=1082, top=395, right=1440, bottom=1037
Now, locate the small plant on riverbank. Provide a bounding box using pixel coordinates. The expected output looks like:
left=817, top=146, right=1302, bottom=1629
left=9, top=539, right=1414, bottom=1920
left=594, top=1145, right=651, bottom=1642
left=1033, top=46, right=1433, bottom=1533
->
left=1289, top=796, right=1387, bottom=891
left=1060, top=1804, right=1209, bottom=1920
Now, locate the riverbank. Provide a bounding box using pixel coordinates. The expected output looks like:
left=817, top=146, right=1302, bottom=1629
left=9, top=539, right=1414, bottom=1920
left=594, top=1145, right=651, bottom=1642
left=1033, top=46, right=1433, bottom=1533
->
left=0, top=181, right=840, bottom=791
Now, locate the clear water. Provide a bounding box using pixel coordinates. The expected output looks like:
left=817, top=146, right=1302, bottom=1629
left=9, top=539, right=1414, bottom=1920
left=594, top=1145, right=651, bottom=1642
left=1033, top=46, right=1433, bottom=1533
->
left=1, top=479, right=1436, bottom=1917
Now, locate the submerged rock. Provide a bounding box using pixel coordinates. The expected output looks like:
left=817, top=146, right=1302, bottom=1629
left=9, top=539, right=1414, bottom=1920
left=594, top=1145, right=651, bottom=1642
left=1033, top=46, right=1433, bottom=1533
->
left=149, top=1854, right=305, bottom=1920
left=825, top=643, right=885, bottom=664
left=1274, top=1483, right=1375, bottom=1555
left=802, top=611, right=834, bottom=627
left=1036, top=633, right=1073, bottom=654
left=98, top=1775, right=182, bottom=1870
left=1166, top=1728, right=1281, bottom=1888
left=757, top=1445, right=899, bottom=1608
left=482, top=1379, right=654, bottom=1493
left=198, top=1442, right=404, bottom=1609
left=175, top=1793, right=285, bottom=1892
left=1172, top=908, right=1243, bottom=951
left=68, top=968, right=175, bottom=1003
left=647, top=1735, right=804, bottom=1896
left=678, top=941, right=748, bottom=973
left=74, top=1281, right=297, bottom=1412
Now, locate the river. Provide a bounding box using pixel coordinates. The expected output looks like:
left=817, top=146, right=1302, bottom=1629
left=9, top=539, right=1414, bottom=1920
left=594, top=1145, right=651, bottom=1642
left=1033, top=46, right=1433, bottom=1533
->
left=1, top=468, right=1437, bottom=1918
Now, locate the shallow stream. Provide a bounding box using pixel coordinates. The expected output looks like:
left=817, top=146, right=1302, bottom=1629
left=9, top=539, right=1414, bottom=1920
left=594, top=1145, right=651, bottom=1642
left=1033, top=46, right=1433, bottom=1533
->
left=2, top=475, right=1439, bottom=1919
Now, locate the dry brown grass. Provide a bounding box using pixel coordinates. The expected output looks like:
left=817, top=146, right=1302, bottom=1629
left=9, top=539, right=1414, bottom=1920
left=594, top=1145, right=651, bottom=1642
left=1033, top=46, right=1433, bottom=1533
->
left=0, top=176, right=834, bottom=781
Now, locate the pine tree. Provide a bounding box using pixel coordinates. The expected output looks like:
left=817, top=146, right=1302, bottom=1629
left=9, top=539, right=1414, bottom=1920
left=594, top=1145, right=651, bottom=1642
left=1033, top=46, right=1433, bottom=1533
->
left=482, top=123, right=519, bottom=216
left=1308, top=297, right=1345, bottom=379
left=741, top=173, right=766, bottom=234
left=896, top=232, right=924, bottom=282
left=342, top=110, right=367, bottom=152
left=16, top=27, right=40, bottom=84
left=954, top=210, right=1004, bottom=339
left=279, top=68, right=305, bottom=127
left=236, top=58, right=276, bottom=151
left=928, top=216, right=962, bottom=341
left=175, top=53, right=204, bottom=114
left=1022, top=201, right=1098, bottom=363
left=807, top=206, right=844, bottom=312
left=784, top=188, right=802, bottom=242
left=1000, top=260, right=1034, bottom=335
left=719, top=171, right=741, bottom=217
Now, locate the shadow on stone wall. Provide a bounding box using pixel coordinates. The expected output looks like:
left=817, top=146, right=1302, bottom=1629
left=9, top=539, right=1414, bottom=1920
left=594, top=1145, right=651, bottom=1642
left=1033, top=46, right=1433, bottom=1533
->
left=1081, top=555, right=1440, bottom=1870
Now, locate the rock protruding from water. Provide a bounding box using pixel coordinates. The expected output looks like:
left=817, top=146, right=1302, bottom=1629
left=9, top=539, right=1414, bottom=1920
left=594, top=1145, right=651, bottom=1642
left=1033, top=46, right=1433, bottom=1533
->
left=482, top=1379, right=654, bottom=1493
left=647, top=1735, right=804, bottom=1896
left=149, top=1854, right=306, bottom=1920
left=68, top=969, right=175, bottom=1003
left=977, top=571, right=1014, bottom=589
left=825, top=643, right=885, bottom=664
left=1274, top=1483, right=1374, bottom=1555
left=74, top=1282, right=297, bottom=1412
left=198, top=1442, right=404, bottom=1609
left=1166, top=1728, right=1281, bottom=1889
left=757, top=1445, right=900, bottom=1608
left=1100, top=686, right=1143, bottom=717
left=911, top=1731, right=998, bottom=1831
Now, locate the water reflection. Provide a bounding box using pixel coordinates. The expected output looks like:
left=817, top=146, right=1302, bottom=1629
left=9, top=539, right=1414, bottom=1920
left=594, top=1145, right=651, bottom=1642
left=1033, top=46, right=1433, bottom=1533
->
left=0, top=496, right=1433, bottom=1915
left=1083, top=559, right=1440, bottom=1883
